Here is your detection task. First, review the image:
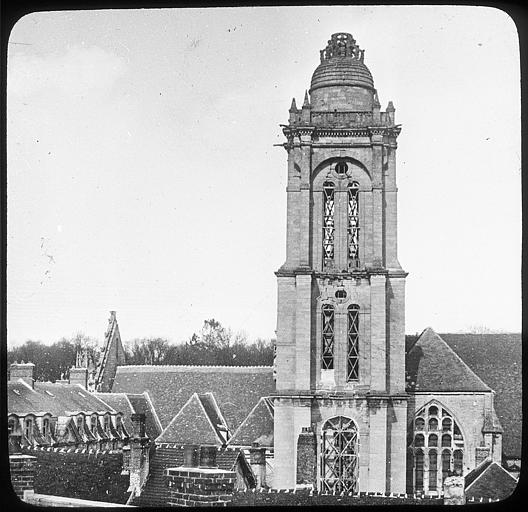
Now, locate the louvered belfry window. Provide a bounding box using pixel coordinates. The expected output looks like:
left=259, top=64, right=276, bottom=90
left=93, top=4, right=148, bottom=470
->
left=321, top=304, right=335, bottom=370
left=323, top=182, right=335, bottom=267
left=347, top=304, right=360, bottom=381
left=348, top=182, right=360, bottom=268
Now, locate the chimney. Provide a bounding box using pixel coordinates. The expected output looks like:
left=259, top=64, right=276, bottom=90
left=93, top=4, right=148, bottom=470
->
left=199, top=445, right=218, bottom=468
left=69, top=367, right=88, bottom=388
left=10, top=362, right=35, bottom=389
left=131, top=413, right=146, bottom=439
left=249, top=442, right=267, bottom=489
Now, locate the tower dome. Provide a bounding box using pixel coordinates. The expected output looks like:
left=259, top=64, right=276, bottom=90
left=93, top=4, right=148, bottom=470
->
left=309, top=33, right=375, bottom=112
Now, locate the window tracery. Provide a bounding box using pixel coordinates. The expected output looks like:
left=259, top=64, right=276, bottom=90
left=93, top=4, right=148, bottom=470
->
left=347, top=182, right=360, bottom=268
left=409, top=404, right=465, bottom=494
left=347, top=305, right=359, bottom=381
left=321, top=304, right=335, bottom=370
left=320, top=416, right=359, bottom=493
left=323, top=182, right=335, bottom=267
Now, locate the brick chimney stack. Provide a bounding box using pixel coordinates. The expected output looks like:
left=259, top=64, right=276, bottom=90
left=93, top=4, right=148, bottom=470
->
left=10, top=362, right=35, bottom=389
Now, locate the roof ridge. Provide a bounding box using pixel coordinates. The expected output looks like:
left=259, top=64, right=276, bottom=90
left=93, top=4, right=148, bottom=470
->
left=412, top=327, right=491, bottom=392
left=143, top=391, right=163, bottom=434
left=119, top=364, right=273, bottom=369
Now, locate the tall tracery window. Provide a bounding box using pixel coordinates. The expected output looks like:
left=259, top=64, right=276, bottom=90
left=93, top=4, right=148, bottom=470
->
left=322, top=182, right=335, bottom=267
left=409, top=404, right=465, bottom=494
left=347, top=305, right=360, bottom=381
left=320, top=416, right=359, bottom=493
left=321, top=304, right=335, bottom=370
left=347, top=182, right=360, bottom=268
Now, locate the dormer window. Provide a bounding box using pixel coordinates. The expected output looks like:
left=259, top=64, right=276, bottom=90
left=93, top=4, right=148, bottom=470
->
left=42, top=418, right=50, bottom=437
left=76, top=415, right=84, bottom=435
left=24, top=418, right=33, bottom=440
left=91, top=414, right=98, bottom=434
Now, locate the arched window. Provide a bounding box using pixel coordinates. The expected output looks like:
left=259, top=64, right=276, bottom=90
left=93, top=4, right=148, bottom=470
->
left=91, top=414, right=98, bottom=434
left=429, top=451, right=438, bottom=490
left=415, top=450, right=424, bottom=491
left=24, top=417, right=33, bottom=440
left=42, top=417, right=50, bottom=437
left=322, top=182, right=335, bottom=267
left=409, top=403, right=465, bottom=494
left=103, top=414, right=111, bottom=434
left=442, top=418, right=452, bottom=432
left=454, top=450, right=463, bottom=475
left=441, top=450, right=451, bottom=483
left=347, top=182, right=360, bottom=268
left=441, top=434, right=452, bottom=447
left=347, top=305, right=360, bottom=381
left=320, top=416, right=359, bottom=493
left=8, top=417, right=17, bottom=434
left=77, top=415, right=84, bottom=435
left=335, top=161, right=348, bottom=175
left=321, top=304, right=335, bottom=370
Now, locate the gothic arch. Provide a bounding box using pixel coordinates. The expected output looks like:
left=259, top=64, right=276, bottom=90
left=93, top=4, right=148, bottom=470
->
left=408, top=400, right=466, bottom=494
left=312, top=157, right=372, bottom=191
left=319, top=416, right=360, bottom=493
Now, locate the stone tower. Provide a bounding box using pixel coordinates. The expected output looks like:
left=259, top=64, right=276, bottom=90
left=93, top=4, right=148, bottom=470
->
left=273, top=33, right=408, bottom=493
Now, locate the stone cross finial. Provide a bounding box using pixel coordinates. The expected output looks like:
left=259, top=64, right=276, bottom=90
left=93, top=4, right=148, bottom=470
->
left=320, top=33, right=364, bottom=62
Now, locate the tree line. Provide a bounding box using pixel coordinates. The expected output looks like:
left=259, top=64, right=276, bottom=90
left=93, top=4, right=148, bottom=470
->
left=7, top=319, right=274, bottom=383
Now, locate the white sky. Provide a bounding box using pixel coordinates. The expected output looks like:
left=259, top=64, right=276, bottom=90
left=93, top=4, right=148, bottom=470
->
left=7, top=6, right=521, bottom=346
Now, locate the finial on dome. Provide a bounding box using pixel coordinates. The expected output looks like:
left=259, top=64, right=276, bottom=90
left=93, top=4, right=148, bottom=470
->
left=289, top=97, right=298, bottom=112
left=320, top=32, right=364, bottom=62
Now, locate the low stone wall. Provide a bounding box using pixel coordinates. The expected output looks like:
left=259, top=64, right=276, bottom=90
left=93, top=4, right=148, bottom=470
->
left=231, top=488, right=444, bottom=506
left=165, top=467, right=236, bottom=507
left=18, top=447, right=130, bottom=504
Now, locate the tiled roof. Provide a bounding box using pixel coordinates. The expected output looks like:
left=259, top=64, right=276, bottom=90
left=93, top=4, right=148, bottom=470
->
left=406, top=328, right=490, bottom=393
left=156, top=393, right=221, bottom=445
left=93, top=393, right=135, bottom=434
left=438, top=333, right=521, bottom=458
left=8, top=380, right=117, bottom=417
left=465, top=459, right=518, bottom=501
left=228, top=397, right=274, bottom=448
left=126, top=393, right=162, bottom=441
left=112, top=365, right=275, bottom=432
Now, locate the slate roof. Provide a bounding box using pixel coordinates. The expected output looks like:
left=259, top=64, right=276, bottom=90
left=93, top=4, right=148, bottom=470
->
left=8, top=380, right=116, bottom=417
left=111, top=365, right=275, bottom=433
left=438, top=333, right=522, bottom=459
left=228, top=397, right=274, bottom=448
left=465, top=459, right=518, bottom=501
left=126, top=393, right=163, bottom=441
left=156, top=393, right=223, bottom=445
left=406, top=328, right=491, bottom=393
left=93, top=392, right=135, bottom=434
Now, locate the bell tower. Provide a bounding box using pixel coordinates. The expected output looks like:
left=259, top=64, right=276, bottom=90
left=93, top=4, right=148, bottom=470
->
left=273, top=33, right=408, bottom=493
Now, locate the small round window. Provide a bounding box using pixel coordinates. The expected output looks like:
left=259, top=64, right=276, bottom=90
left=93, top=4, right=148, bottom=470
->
left=335, top=161, right=348, bottom=175
left=335, top=290, right=347, bottom=299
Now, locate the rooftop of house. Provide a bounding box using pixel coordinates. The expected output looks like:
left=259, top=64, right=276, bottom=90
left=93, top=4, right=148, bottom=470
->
left=112, top=365, right=275, bottom=434
left=8, top=380, right=118, bottom=418
left=228, top=397, right=274, bottom=449
left=406, top=328, right=491, bottom=393
left=465, top=459, right=518, bottom=501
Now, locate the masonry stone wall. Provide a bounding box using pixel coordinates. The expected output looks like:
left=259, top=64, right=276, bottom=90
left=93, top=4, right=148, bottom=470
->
left=10, top=454, right=37, bottom=499
left=17, top=447, right=130, bottom=504
left=165, top=467, right=236, bottom=507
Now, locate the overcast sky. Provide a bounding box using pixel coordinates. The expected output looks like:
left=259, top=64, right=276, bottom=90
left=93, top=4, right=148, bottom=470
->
left=7, top=6, right=521, bottom=347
